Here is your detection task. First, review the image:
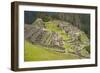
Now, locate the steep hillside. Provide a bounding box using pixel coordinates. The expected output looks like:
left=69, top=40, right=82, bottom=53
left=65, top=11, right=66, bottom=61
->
left=24, top=18, right=90, bottom=61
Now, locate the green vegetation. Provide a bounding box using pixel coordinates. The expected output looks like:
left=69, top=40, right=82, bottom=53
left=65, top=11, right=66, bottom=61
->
left=24, top=40, right=80, bottom=61
left=45, top=21, right=70, bottom=41
left=79, top=32, right=89, bottom=44
left=24, top=19, right=90, bottom=61
left=83, top=45, right=90, bottom=53
left=43, top=16, right=52, bottom=22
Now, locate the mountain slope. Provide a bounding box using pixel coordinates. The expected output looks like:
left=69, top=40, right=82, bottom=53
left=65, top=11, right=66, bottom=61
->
left=25, top=40, right=80, bottom=61
left=24, top=18, right=90, bottom=61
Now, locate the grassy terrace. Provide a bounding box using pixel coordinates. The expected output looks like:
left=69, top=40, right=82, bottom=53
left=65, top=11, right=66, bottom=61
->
left=24, top=40, right=79, bottom=61
left=45, top=21, right=70, bottom=40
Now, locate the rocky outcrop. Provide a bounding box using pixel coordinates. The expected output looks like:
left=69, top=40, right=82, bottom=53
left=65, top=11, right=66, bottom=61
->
left=25, top=25, right=65, bottom=48
left=32, top=18, right=45, bottom=28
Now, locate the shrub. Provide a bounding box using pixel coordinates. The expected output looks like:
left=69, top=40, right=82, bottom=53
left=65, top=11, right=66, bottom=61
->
left=42, top=16, right=52, bottom=22
left=83, top=45, right=90, bottom=53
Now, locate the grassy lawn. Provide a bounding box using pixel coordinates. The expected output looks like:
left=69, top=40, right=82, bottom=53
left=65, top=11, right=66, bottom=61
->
left=24, top=40, right=79, bottom=61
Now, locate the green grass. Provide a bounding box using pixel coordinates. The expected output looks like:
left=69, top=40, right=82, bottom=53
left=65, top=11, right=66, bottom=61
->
left=24, top=40, right=80, bottom=61
left=45, top=21, right=70, bottom=41
left=45, top=22, right=61, bottom=32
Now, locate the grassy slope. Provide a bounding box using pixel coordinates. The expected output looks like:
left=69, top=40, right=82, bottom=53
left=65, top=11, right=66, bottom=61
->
left=24, top=40, right=79, bottom=61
